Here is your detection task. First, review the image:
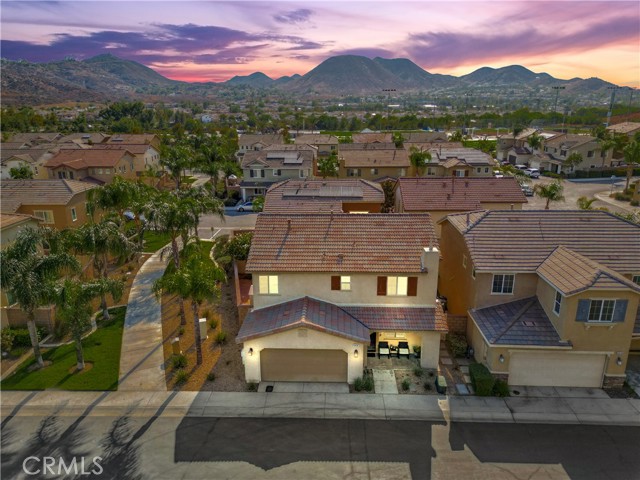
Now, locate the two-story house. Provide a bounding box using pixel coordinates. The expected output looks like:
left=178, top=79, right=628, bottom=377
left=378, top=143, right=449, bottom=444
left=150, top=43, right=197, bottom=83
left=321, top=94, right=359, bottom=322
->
left=239, top=145, right=316, bottom=201
left=92, top=144, right=161, bottom=176
left=236, top=133, right=285, bottom=160
left=541, top=134, right=611, bottom=173
left=425, top=147, right=497, bottom=177
left=236, top=213, right=445, bottom=384
left=394, top=177, right=527, bottom=236
left=338, top=143, right=409, bottom=181
left=402, top=132, right=449, bottom=144
left=294, top=134, right=339, bottom=157
left=438, top=210, right=640, bottom=388
left=264, top=179, right=385, bottom=214
left=43, top=149, right=137, bottom=184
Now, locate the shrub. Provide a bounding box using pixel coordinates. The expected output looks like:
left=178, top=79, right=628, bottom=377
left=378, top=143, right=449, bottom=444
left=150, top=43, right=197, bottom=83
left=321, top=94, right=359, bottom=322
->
left=542, top=172, right=563, bottom=179
left=469, top=363, right=495, bottom=396
left=174, top=370, right=190, bottom=385
left=224, top=197, right=239, bottom=207
left=614, top=192, right=632, bottom=201
left=445, top=334, right=468, bottom=358
left=216, top=330, right=227, bottom=344
left=401, top=378, right=411, bottom=391
left=226, top=232, right=253, bottom=261
left=493, top=379, right=510, bottom=397
left=413, top=367, right=424, bottom=377
left=630, top=200, right=639, bottom=207
left=209, top=319, right=218, bottom=330
left=413, top=346, right=421, bottom=357
left=171, top=354, right=187, bottom=369
left=424, top=382, right=432, bottom=391
left=354, top=372, right=375, bottom=392
left=11, top=328, right=35, bottom=347
left=207, top=372, right=216, bottom=382
left=247, top=382, right=258, bottom=392
left=10, top=346, right=27, bottom=357
left=1, top=329, right=15, bottom=352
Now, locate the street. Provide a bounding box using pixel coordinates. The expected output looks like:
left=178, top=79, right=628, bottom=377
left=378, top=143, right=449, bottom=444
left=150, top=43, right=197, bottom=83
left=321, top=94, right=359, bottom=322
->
left=2, top=412, right=639, bottom=479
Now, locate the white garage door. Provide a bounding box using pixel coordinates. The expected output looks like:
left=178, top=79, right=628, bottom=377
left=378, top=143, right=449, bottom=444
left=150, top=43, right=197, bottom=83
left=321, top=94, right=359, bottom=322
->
left=509, top=352, right=606, bottom=387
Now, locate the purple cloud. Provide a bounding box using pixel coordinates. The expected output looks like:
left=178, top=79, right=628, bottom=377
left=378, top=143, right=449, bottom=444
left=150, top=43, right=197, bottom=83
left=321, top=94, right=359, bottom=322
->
left=273, top=9, right=313, bottom=24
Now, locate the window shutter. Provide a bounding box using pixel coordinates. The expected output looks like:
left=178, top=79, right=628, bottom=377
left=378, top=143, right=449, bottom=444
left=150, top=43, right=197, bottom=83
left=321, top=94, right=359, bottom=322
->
left=377, top=276, right=387, bottom=296
left=612, top=300, right=628, bottom=323
left=576, top=299, right=590, bottom=322
left=250, top=170, right=255, bottom=178
left=261, top=169, right=265, bottom=178
left=331, top=276, right=340, bottom=290
left=407, top=277, right=418, bottom=296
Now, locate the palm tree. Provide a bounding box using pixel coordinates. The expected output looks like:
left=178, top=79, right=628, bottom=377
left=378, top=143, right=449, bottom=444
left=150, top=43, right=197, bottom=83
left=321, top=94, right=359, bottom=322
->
left=622, top=140, right=640, bottom=191
left=66, top=220, right=137, bottom=321
left=0, top=227, right=80, bottom=367
left=577, top=196, right=597, bottom=210
left=160, top=141, right=193, bottom=190
left=534, top=180, right=565, bottom=209
left=409, top=146, right=432, bottom=177
left=153, top=246, right=225, bottom=365
left=197, top=136, right=238, bottom=191
left=176, top=187, right=225, bottom=241
left=55, top=277, right=123, bottom=370
left=528, top=133, right=542, bottom=153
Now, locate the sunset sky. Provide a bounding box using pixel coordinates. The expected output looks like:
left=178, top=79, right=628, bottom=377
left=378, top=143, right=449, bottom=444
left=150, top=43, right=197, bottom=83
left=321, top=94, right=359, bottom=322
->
left=1, top=1, right=638, bottom=86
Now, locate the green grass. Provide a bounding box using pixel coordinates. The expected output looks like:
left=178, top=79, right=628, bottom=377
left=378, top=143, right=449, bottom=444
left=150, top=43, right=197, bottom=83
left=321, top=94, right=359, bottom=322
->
left=143, top=231, right=173, bottom=252
left=1, top=307, right=126, bottom=391
left=164, top=240, right=213, bottom=277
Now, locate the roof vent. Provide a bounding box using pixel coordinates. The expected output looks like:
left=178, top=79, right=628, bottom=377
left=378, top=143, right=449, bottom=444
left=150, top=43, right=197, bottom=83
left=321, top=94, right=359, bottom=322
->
left=522, top=320, right=537, bottom=327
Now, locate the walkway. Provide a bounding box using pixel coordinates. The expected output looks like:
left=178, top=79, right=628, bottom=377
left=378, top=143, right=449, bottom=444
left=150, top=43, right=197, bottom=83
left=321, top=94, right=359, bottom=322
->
left=118, top=249, right=170, bottom=391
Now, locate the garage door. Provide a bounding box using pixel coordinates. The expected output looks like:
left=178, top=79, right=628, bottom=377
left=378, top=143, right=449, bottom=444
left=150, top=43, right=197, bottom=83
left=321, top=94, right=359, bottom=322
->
left=509, top=352, right=606, bottom=387
left=261, top=349, right=347, bottom=382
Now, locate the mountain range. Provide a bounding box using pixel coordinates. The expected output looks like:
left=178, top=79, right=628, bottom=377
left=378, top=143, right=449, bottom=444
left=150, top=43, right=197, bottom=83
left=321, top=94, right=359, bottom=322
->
left=0, top=53, right=626, bottom=105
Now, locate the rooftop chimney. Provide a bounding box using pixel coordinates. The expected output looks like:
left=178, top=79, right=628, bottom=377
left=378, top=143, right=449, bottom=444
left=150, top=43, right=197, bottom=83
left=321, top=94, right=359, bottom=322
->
left=510, top=203, right=514, bottom=210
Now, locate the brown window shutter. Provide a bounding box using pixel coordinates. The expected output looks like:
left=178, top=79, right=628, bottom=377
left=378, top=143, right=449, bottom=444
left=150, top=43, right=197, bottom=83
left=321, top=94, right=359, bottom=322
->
left=377, top=276, right=387, bottom=296
left=407, top=277, right=418, bottom=296
left=331, top=276, right=340, bottom=290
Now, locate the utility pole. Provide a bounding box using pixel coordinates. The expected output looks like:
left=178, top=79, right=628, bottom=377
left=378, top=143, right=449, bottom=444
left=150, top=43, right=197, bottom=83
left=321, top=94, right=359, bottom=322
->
left=463, top=93, right=471, bottom=135
left=382, top=88, right=396, bottom=132
left=606, top=86, right=621, bottom=127
left=552, top=86, right=565, bottom=120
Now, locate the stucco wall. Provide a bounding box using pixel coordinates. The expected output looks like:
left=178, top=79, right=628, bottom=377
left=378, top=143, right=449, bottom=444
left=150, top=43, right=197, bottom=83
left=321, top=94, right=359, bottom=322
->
left=438, top=220, right=476, bottom=316
left=473, top=272, right=539, bottom=310
left=17, top=195, right=90, bottom=230
left=241, top=327, right=364, bottom=383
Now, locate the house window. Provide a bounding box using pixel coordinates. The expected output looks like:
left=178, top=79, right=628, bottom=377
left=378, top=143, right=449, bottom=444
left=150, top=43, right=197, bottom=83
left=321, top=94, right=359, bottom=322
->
left=560, top=149, right=567, bottom=157
left=427, top=167, right=436, bottom=176
left=332, top=275, right=351, bottom=291
left=387, top=276, right=409, bottom=296
left=69, top=171, right=74, bottom=179
left=347, top=168, right=361, bottom=177
left=258, top=275, right=279, bottom=295
left=250, top=169, right=265, bottom=178
left=476, top=167, right=481, bottom=173
left=33, top=210, right=54, bottom=224
left=471, top=267, right=476, bottom=279
left=553, top=290, right=562, bottom=315
left=632, top=275, right=640, bottom=285
left=454, top=169, right=466, bottom=177
left=273, top=169, right=281, bottom=176
left=371, top=168, right=378, bottom=175
left=299, top=169, right=305, bottom=178
left=491, top=274, right=514, bottom=294
left=588, top=299, right=615, bottom=322
left=587, top=150, right=594, bottom=158
left=484, top=167, right=489, bottom=173
left=71, top=207, right=77, bottom=222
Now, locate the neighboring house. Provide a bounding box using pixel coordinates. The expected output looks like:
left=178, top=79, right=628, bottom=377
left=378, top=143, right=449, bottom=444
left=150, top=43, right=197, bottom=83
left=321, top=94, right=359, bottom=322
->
left=294, top=134, right=339, bottom=157
left=91, top=144, right=161, bottom=175
left=240, top=145, right=315, bottom=201
left=1, top=144, right=63, bottom=179
left=263, top=179, right=385, bottom=214
left=352, top=132, right=393, bottom=144
left=541, top=134, right=611, bottom=173
left=237, top=134, right=285, bottom=159
left=606, top=122, right=640, bottom=140
left=237, top=213, right=445, bottom=384
left=402, top=131, right=449, bottom=144
left=425, top=147, right=497, bottom=177
left=58, top=132, right=110, bottom=146
left=394, top=177, right=527, bottom=235
left=1, top=179, right=96, bottom=230
left=106, top=133, right=161, bottom=150
left=438, top=210, right=640, bottom=388
left=43, top=149, right=137, bottom=184
left=5, top=133, right=63, bottom=145
left=338, top=144, right=409, bottom=180
left=496, top=128, right=539, bottom=162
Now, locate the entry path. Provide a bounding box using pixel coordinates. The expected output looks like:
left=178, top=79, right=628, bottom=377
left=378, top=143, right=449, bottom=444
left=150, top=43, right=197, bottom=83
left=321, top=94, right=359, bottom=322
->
left=118, top=248, right=170, bottom=391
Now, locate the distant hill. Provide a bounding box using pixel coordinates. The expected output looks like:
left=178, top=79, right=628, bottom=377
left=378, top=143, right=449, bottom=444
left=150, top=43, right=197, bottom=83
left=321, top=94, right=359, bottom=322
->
left=373, top=57, right=459, bottom=88
left=84, top=53, right=175, bottom=86
left=225, top=72, right=274, bottom=88
left=460, top=65, right=555, bottom=85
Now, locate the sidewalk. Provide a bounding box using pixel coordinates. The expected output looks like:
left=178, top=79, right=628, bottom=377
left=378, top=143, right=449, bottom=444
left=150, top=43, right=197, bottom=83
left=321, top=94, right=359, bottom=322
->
left=118, top=248, right=169, bottom=391
left=2, top=390, right=638, bottom=425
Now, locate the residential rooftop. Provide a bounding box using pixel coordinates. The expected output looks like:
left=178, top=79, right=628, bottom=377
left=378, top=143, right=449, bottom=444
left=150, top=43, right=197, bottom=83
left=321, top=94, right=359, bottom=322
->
left=1, top=179, right=96, bottom=213
left=43, top=149, right=134, bottom=170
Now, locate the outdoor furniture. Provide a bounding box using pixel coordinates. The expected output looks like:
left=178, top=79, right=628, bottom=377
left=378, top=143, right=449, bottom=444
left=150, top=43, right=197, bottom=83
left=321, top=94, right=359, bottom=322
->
left=367, top=345, right=376, bottom=357
left=378, top=341, right=390, bottom=358
left=398, top=341, right=410, bottom=358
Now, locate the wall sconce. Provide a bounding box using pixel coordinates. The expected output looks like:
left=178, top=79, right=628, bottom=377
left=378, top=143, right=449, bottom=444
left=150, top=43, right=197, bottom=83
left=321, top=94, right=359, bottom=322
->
left=354, top=349, right=359, bottom=358
left=499, top=354, right=505, bottom=363
left=248, top=348, right=253, bottom=357
left=616, top=356, right=622, bottom=366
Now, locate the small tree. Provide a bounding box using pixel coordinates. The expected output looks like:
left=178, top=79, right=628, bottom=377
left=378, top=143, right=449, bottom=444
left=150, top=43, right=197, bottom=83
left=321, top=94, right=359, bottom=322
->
left=528, top=133, right=542, bottom=153
left=9, top=165, right=34, bottom=179
left=252, top=195, right=264, bottom=212
left=317, top=151, right=340, bottom=178
left=380, top=180, right=395, bottom=213
left=449, top=130, right=463, bottom=142
left=563, top=152, right=583, bottom=172
left=534, top=180, right=565, bottom=209
left=622, top=140, right=640, bottom=191
left=409, top=146, right=432, bottom=177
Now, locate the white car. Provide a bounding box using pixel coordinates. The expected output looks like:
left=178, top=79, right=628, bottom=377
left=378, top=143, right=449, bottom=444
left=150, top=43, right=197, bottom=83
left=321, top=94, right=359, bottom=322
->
left=523, top=168, right=540, bottom=178
left=236, top=201, right=254, bottom=212
left=514, top=164, right=528, bottom=170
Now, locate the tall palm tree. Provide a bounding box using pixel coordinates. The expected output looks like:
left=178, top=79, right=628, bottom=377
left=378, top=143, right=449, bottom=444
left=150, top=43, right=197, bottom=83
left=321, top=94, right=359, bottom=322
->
left=153, top=245, right=225, bottom=365
left=623, top=140, right=640, bottom=191
left=409, top=146, right=432, bottom=177
left=66, top=220, right=137, bottom=321
left=528, top=133, right=542, bottom=153
left=55, top=277, right=123, bottom=370
left=534, top=180, right=565, bottom=209
left=160, top=141, right=193, bottom=190
left=0, top=227, right=80, bottom=368
left=177, top=187, right=225, bottom=242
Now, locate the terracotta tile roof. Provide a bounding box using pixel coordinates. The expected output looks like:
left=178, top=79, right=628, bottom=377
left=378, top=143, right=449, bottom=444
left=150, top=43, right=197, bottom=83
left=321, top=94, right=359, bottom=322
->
left=408, top=142, right=463, bottom=151
left=429, top=147, right=495, bottom=166
left=106, top=134, right=158, bottom=145
left=402, top=132, right=449, bottom=143
left=236, top=296, right=446, bottom=342
left=339, top=142, right=398, bottom=151
left=444, top=210, right=640, bottom=274
left=58, top=133, right=110, bottom=144
left=1, top=179, right=96, bottom=213
left=236, top=296, right=370, bottom=343
left=1, top=148, right=56, bottom=163
left=537, top=246, right=640, bottom=295
left=44, top=149, right=133, bottom=170
left=544, top=133, right=596, bottom=149
left=92, top=144, right=155, bottom=154
left=340, top=148, right=409, bottom=168
left=238, top=133, right=284, bottom=147
left=0, top=213, right=39, bottom=229
left=241, top=149, right=314, bottom=169
left=352, top=133, right=393, bottom=144
left=264, top=179, right=384, bottom=214
left=470, top=297, right=569, bottom=347
left=606, top=122, right=640, bottom=135
left=7, top=133, right=63, bottom=144
left=294, top=134, right=339, bottom=145
left=247, top=213, right=437, bottom=273
left=398, top=177, right=526, bottom=212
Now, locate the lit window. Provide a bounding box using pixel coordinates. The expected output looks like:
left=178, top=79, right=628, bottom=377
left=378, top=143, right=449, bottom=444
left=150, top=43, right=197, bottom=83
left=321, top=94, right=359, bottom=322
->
left=492, top=274, right=514, bottom=294
left=387, top=276, right=408, bottom=296
left=553, top=290, right=562, bottom=314
left=33, top=210, right=54, bottom=224
left=259, top=275, right=279, bottom=295
left=340, top=276, right=351, bottom=291
left=588, top=299, right=615, bottom=322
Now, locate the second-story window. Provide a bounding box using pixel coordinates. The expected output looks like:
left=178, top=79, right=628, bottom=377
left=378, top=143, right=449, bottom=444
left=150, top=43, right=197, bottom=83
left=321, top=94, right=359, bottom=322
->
left=299, top=169, right=305, bottom=178
left=273, top=169, right=281, bottom=176
left=250, top=169, right=265, bottom=178
left=553, top=290, right=562, bottom=315
left=632, top=275, right=640, bottom=285
left=388, top=276, right=408, bottom=296
left=588, top=299, right=615, bottom=322
left=71, top=208, right=78, bottom=222
left=259, top=275, right=279, bottom=295
left=492, top=274, right=514, bottom=294
left=331, top=276, right=351, bottom=291
left=347, top=168, right=361, bottom=177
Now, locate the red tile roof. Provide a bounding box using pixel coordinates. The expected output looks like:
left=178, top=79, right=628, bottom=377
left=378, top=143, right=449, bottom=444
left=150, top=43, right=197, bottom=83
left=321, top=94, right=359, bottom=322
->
left=247, top=213, right=437, bottom=273
left=44, top=149, right=133, bottom=170
left=397, top=177, right=527, bottom=212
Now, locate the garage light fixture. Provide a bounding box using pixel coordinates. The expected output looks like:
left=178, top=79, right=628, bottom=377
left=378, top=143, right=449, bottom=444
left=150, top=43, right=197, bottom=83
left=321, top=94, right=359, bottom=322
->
left=248, top=348, right=253, bottom=357
left=616, top=356, right=622, bottom=366
left=499, top=354, right=505, bottom=363
left=354, top=349, right=359, bottom=358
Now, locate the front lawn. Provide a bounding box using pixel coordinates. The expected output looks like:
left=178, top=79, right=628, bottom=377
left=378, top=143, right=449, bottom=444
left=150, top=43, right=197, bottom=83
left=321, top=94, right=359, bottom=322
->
left=1, top=306, right=126, bottom=391
left=164, top=240, right=213, bottom=277
left=143, top=231, right=173, bottom=252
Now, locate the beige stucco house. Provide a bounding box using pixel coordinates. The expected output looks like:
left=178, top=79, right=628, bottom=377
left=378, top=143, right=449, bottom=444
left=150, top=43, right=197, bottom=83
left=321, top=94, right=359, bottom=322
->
left=438, top=210, right=640, bottom=388
left=43, top=149, right=137, bottom=184
left=237, top=213, right=446, bottom=384
left=541, top=134, right=612, bottom=173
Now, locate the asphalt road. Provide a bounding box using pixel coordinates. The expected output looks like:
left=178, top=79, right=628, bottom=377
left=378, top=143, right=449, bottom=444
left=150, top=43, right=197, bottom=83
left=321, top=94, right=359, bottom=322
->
left=2, top=414, right=639, bottom=480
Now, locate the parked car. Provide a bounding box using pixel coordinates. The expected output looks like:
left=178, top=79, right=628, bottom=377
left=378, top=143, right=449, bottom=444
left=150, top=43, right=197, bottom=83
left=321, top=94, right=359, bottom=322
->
left=493, top=170, right=504, bottom=178
left=524, top=168, right=540, bottom=178
left=514, top=164, right=528, bottom=170
left=521, top=185, right=534, bottom=196
left=236, top=201, right=254, bottom=212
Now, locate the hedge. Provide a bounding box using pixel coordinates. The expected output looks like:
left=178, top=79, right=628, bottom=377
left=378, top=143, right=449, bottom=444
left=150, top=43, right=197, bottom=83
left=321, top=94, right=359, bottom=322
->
left=469, top=363, right=495, bottom=396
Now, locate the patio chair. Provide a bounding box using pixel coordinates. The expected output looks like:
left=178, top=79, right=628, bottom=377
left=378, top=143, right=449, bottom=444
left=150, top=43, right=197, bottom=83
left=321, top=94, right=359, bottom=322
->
left=378, top=341, right=390, bottom=358
left=398, top=341, right=410, bottom=358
